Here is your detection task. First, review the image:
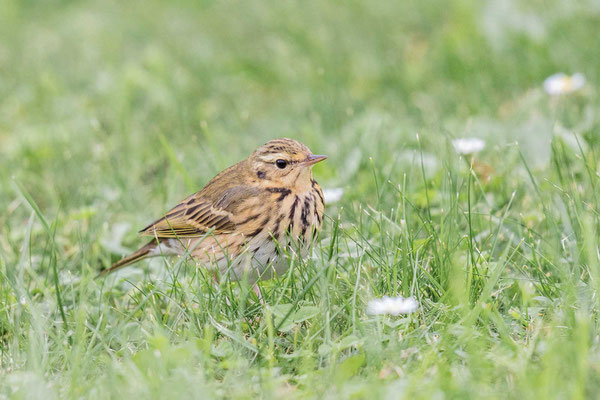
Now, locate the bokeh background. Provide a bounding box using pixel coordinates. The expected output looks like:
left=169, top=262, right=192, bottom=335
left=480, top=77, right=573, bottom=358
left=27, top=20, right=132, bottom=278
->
left=2, top=0, right=597, bottom=212
left=2, top=0, right=600, bottom=398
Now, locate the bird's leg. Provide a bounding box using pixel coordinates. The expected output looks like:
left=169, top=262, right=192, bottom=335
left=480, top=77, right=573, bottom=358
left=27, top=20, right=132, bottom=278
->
left=253, top=284, right=265, bottom=305
left=212, top=270, right=231, bottom=307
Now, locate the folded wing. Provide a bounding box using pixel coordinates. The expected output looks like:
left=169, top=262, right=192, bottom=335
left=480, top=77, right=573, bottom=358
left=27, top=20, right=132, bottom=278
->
left=138, top=185, right=259, bottom=238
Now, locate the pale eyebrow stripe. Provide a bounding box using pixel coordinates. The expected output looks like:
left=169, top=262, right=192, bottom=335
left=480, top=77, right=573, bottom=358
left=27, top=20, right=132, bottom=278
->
left=260, top=154, right=300, bottom=163
left=261, top=153, right=287, bottom=160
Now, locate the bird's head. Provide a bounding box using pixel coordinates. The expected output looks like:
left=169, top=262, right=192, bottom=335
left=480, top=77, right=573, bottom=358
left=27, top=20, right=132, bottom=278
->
left=250, top=138, right=327, bottom=190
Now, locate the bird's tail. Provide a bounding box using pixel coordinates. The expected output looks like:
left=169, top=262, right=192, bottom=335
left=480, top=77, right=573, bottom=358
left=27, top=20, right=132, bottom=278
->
left=97, top=239, right=158, bottom=277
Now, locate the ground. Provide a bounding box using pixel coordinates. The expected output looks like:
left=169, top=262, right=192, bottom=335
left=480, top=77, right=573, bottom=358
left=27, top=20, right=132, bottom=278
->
left=1, top=0, right=600, bottom=398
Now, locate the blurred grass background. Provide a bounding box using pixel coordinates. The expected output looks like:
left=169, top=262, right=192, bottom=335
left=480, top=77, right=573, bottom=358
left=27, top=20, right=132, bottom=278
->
left=1, top=0, right=600, bottom=398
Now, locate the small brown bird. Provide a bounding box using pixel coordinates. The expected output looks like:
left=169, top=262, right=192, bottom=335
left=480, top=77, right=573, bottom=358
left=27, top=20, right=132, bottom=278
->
left=100, top=138, right=326, bottom=282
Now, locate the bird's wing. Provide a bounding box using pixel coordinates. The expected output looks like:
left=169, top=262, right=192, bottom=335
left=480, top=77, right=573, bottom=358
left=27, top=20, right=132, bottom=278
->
left=139, top=185, right=260, bottom=238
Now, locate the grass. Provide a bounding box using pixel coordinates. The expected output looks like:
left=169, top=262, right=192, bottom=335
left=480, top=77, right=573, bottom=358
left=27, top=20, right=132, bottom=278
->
left=1, top=0, right=600, bottom=398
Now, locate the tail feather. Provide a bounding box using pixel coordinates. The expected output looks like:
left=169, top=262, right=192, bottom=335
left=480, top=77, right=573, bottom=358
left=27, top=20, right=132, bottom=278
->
left=97, top=239, right=158, bottom=277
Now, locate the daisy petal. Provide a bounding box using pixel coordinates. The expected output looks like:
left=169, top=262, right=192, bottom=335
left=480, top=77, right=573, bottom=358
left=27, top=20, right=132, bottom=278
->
left=452, top=138, right=485, bottom=155
left=543, top=72, right=585, bottom=95
left=367, top=296, right=419, bottom=316
left=323, top=188, right=344, bottom=203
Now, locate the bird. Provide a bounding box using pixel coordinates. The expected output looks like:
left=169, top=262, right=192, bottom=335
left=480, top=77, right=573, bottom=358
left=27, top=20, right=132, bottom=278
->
left=99, top=138, right=327, bottom=283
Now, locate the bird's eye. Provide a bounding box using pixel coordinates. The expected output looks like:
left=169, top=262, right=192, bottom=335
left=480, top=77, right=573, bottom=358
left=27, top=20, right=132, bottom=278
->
left=275, top=159, right=288, bottom=169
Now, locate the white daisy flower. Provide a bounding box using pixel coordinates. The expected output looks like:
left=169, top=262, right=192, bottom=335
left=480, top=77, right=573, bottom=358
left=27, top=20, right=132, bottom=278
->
left=323, top=187, right=344, bottom=203
left=543, top=72, right=585, bottom=95
left=367, top=296, right=419, bottom=316
left=452, top=138, right=485, bottom=155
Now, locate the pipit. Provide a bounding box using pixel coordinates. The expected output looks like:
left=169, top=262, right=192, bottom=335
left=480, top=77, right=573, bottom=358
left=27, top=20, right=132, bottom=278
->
left=99, top=138, right=326, bottom=282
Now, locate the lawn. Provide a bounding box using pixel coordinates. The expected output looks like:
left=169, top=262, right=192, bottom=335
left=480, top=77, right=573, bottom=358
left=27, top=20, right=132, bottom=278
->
left=1, top=0, right=600, bottom=398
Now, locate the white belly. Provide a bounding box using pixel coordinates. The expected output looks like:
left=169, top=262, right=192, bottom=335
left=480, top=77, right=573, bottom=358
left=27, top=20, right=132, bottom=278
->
left=212, top=236, right=311, bottom=283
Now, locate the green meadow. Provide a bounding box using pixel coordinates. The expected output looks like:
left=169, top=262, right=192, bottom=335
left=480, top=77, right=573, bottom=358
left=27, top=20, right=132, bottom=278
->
left=1, top=0, right=600, bottom=398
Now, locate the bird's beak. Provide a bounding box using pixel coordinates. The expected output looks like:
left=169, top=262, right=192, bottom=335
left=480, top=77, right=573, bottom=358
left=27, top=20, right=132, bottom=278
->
left=303, top=154, right=328, bottom=166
